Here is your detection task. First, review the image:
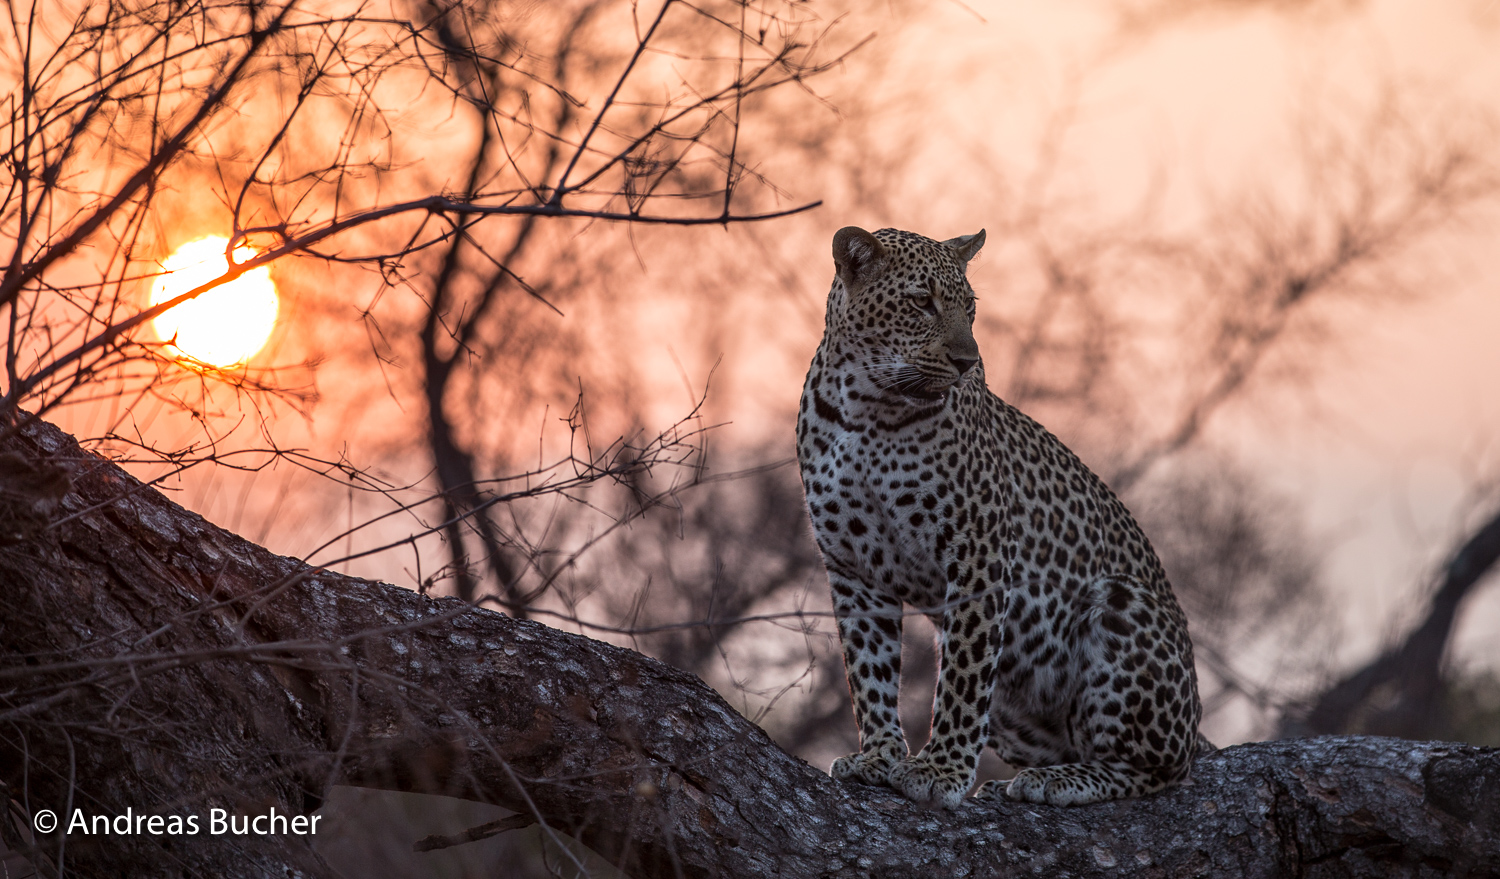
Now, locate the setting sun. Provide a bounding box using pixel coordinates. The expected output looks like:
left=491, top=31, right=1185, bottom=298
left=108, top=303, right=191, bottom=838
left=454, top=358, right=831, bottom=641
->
left=151, top=236, right=279, bottom=366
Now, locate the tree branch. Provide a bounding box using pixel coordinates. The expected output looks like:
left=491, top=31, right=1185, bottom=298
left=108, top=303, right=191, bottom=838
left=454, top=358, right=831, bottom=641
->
left=1286, top=503, right=1500, bottom=739
left=1, top=417, right=1496, bottom=878
left=0, top=2, right=296, bottom=312
left=0, top=194, right=821, bottom=419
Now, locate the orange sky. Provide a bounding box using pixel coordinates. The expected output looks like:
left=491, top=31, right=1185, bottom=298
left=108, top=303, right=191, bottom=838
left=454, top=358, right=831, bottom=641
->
left=47, top=0, right=1497, bottom=732
left=648, top=0, right=1500, bottom=699
left=848, top=0, right=1500, bottom=681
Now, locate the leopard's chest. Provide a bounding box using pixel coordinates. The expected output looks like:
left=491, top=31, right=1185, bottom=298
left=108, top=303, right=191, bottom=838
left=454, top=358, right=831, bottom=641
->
left=798, top=371, right=1135, bottom=607
left=797, top=391, right=972, bottom=609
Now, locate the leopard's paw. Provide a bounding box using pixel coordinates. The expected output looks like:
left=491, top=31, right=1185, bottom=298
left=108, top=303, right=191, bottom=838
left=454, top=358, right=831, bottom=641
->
left=1005, top=765, right=1124, bottom=806
left=830, top=741, right=905, bottom=787
left=888, top=753, right=973, bottom=809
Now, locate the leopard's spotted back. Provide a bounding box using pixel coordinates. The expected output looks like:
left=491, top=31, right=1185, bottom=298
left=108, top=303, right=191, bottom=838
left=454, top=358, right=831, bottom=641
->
left=797, top=225, right=1204, bottom=808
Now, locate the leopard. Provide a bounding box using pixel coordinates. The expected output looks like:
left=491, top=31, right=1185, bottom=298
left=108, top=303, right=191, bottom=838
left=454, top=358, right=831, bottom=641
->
left=796, top=225, right=1207, bottom=809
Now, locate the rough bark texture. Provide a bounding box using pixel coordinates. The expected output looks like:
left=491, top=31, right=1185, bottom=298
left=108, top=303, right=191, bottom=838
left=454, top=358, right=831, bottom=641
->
left=1, top=417, right=1498, bottom=878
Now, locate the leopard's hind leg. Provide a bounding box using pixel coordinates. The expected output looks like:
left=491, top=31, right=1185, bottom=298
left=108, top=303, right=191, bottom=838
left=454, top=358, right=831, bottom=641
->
left=982, top=575, right=1201, bottom=806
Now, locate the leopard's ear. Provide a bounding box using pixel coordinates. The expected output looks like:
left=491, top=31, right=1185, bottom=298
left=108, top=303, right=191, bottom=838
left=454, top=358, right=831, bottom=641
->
left=944, top=229, right=986, bottom=265
left=832, top=226, right=887, bottom=288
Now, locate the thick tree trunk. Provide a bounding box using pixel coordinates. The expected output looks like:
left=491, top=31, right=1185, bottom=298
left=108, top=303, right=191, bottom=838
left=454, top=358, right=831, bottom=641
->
left=1, top=418, right=1497, bottom=878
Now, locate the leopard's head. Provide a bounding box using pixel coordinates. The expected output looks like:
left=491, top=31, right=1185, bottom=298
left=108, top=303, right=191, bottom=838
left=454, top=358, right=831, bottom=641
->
left=826, top=225, right=986, bottom=400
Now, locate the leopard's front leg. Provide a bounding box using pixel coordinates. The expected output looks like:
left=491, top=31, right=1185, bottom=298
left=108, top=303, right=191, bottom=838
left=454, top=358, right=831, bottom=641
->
left=829, top=573, right=908, bottom=787
left=889, top=585, right=1000, bottom=808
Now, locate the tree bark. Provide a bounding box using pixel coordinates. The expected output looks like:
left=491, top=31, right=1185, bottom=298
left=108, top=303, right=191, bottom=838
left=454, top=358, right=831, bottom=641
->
left=1, top=418, right=1497, bottom=878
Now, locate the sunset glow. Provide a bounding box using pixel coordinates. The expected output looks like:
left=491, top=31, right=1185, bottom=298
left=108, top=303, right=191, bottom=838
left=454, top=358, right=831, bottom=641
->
left=151, top=237, right=278, bottom=366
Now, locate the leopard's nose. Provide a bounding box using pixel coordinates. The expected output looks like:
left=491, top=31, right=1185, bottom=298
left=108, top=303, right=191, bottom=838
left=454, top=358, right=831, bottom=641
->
left=949, top=353, right=979, bottom=375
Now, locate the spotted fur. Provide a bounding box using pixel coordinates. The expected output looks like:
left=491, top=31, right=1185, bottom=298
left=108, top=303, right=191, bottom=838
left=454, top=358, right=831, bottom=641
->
left=797, top=226, right=1205, bottom=808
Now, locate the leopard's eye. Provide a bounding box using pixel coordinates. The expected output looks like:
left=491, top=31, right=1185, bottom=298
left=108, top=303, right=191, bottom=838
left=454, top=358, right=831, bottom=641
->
left=912, top=280, right=940, bottom=316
